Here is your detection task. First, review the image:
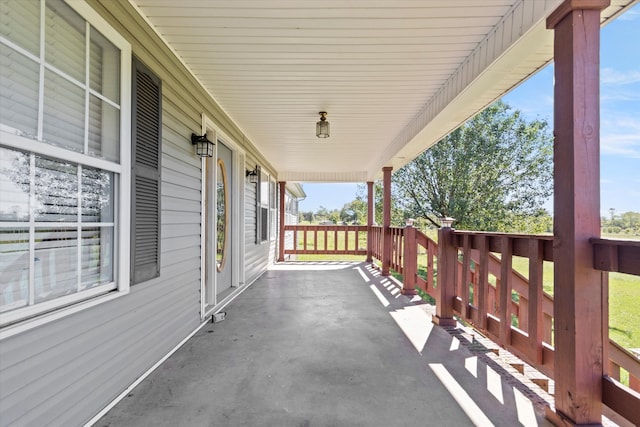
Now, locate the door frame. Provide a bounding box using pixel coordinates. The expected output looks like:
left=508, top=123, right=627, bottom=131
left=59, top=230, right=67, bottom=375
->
left=199, top=114, right=246, bottom=320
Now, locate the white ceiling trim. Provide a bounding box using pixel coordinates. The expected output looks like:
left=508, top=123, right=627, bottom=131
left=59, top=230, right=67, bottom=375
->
left=370, top=0, right=563, bottom=177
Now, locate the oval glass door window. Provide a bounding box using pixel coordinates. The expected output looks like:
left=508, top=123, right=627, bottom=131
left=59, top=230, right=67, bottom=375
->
left=216, top=158, right=228, bottom=271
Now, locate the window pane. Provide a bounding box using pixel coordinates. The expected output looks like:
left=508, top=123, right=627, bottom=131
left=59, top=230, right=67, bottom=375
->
left=81, top=226, right=113, bottom=287
left=0, top=147, right=30, bottom=221
left=0, top=228, right=29, bottom=313
left=89, top=94, right=120, bottom=161
left=0, top=0, right=40, bottom=56
left=90, top=27, right=120, bottom=103
left=261, top=207, right=268, bottom=242
left=81, top=167, right=113, bottom=223
left=34, top=228, right=78, bottom=303
left=34, top=156, right=78, bottom=222
left=0, top=44, right=40, bottom=137
left=43, top=69, right=85, bottom=153
left=45, top=0, right=85, bottom=83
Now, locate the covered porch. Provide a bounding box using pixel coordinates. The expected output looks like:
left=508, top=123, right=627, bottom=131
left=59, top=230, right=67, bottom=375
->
left=105, top=0, right=639, bottom=425
left=99, top=262, right=554, bottom=426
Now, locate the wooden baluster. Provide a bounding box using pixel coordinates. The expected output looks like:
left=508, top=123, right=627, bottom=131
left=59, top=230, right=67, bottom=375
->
left=345, top=228, right=349, bottom=253
left=630, top=374, right=640, bottom=393
left=477, top=235, right=489, bottom=330
left=427, top=240, right=435, bottom=295
left=303, top=228, right=308, bottom=254
left=518, top=297, right=528, bottom=334
left=608, top=361, right=620, bottom=381
left=460, top=235, right=471, bottom=319
left=529, top=238, right=544, bottom=363
left=499, top=236, right=513, bottom=345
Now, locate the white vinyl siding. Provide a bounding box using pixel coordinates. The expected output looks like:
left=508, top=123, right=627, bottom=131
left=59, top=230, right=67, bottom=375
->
left=0, top=0, right=131, bottom=326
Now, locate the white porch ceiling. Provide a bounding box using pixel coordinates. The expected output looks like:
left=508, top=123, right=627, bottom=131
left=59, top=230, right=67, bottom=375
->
left=130, top=0, right=634, bottom=182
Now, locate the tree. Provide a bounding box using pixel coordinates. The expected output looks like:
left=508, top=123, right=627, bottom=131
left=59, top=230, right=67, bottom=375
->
left=393, top=101, right=553, bottom=232
left=340, top=199, right=367, bottom=224
left=356, top=182, right=405, bottom=227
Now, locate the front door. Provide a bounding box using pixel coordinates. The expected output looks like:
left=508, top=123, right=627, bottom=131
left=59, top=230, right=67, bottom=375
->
left=203, top=139, right=235, bottom=315
left=215, top=141, right=233, bottom=299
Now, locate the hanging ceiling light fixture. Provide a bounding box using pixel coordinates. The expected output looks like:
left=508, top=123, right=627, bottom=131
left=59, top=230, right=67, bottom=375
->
left=316, top=111, right=330, bottom=139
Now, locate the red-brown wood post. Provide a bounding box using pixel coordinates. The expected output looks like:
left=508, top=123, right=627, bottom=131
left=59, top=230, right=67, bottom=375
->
left=402, top=224, right=417, bottom=295
left=476, top=236, right=489, bottom=330
left=499, top=236, right=513, bottom=346
left=381, top=167, right=392, bottom=276
left=547, top=1, right=609, bottom=424
left=366, top=181, right=374, bottom=263
left=278, top=181, right=286, bottom=262
left=433, top=224, right=457, bottom=326
left=460, top=234, right=471, bottom=319
left=528, top=238, right=544, bottom=364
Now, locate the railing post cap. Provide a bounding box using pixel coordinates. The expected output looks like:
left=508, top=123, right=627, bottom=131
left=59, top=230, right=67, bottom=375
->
left=439, top=217, right=455, bottom=229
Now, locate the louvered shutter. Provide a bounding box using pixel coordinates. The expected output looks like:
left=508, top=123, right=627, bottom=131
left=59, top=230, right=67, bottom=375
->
left=131, top=58, right=161, bottom=284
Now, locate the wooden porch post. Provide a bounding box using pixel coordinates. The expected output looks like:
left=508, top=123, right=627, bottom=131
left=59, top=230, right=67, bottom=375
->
left=432, top=224, right=457, bottom=327
left=278, top=181, right=286, bottom=262
left=381, top=167, right=392, bottom=276
left=401, top=224, right=417, bottom=295
left=546, top=1, right=608, bottom=424
left=366, top=181, right=374, bottom=263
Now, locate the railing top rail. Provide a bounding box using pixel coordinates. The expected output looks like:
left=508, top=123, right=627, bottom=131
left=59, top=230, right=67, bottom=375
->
left=591, top=237, right=640, bottom=247
left=592, top=237, right=640, bottom=276
left=452, top=230, right=554, bottom=240
left=284, top=224, right=368, bottom=230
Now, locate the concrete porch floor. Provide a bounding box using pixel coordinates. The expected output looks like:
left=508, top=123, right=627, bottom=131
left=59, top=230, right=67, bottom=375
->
left=98, top=262, right=553, bottom=427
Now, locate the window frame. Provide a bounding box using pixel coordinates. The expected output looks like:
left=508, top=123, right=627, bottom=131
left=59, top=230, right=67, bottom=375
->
left=0, top=0, right=131, bottom=335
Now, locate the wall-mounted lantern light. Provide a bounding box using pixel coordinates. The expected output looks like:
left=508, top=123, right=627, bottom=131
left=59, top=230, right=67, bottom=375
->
left=246, top=165, right=258, bottom=184
left=316, top=111, right=330, bottom=138
left=191, top=133, right=214, bottom=157
left=440, top=217, right=455, bottom=229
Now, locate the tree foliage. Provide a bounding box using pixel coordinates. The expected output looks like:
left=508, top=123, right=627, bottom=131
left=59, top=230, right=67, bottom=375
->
left=393, top=101, right=553, bottom=232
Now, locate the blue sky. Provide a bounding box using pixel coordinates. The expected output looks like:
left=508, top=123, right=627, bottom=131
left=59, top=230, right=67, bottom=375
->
left=300, top=5, right=640, bottom=216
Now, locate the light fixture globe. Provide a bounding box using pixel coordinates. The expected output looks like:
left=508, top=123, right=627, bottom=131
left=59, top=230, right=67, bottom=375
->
left=316, top=111, right=330, bottom=138
left=191, top=133, right=214, bottom=157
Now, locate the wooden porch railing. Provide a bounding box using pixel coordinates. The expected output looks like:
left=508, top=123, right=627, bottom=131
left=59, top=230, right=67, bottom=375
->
left=283, top=224, right=368, bottom=256
left=281, top=223, right=640, bottom=425
left=391, top=228, right=640, bottom=426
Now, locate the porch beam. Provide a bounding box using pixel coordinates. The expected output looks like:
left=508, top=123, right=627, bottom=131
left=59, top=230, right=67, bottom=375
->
left=278, top=181, right=286, bottom=262
left=546, top=1, right=609, bottom=424
left=381, top=167, right=392, bottom=276
left=366, top=181, right=374, bottom=263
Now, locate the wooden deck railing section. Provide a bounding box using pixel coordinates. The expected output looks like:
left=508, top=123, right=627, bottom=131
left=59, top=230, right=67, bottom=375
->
left=283, top=224, right=368, bottom=256
left=375, top=226, right=640, bottom=425
left=282, top=224, right=640, bottom=425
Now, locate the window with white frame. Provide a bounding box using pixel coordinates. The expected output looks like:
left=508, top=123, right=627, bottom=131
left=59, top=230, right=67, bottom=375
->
left=0, top=0, right=131, bottom=325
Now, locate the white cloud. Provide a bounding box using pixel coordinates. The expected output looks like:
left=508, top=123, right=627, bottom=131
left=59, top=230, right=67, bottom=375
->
left=601, top=178, right=614, bottom=184
left=601, top=133, right=640, bottom=157
left=618, top=8, right=640, bottom=21
left=601, top=91, right=640, bottom=102
left=601, top=68, right=640, bottom=85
